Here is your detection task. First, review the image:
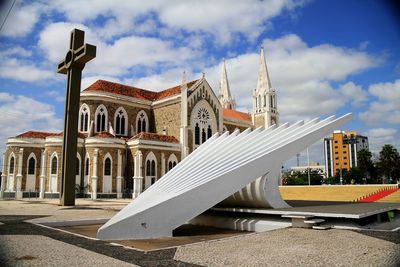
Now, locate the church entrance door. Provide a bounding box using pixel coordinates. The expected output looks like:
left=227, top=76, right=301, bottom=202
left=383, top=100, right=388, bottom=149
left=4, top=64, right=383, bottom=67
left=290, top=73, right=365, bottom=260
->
left=26, top=174, right=35, bottom=191
left=50, top=174, right=57, bottom=192
left=102, top=175, right=112, bottom=194
left=7, top=175, right=14, bottom=191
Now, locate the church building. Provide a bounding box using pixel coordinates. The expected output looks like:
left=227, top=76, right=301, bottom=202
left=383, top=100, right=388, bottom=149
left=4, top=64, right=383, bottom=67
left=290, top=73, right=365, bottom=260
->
left=0, top=47, right=279, bottom=199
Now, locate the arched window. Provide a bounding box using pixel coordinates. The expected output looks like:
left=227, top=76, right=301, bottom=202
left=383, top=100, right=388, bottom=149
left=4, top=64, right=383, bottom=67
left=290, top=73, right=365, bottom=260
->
left=264, top=95, right=267, bottom=107
left=28, top=157, right=35, bottom=175
left=207, top=125, right=212, bottom=139
left=95, top=105, right=108, bottom=132
left=145, top=152, right=157, bottom=188
left=85, top=157, right=89, bottom=176
left=136, top=110, right=148, bottom=134
left=146, top=160, right=156, bottom=177
left=9, top=156, right=15, bottom=174
left=146, top=160, right=151, bottom=176
left=76, top=157, right=80, bottom=176
left=115, top=107, right=128, bottom=136
left=51, top=156, right=57, bottom=175
left=258, top=95, right=261, bottom=108
left=167, top=154, right=178, bottom=172
left=195, top=123, right=200, bottom=145
left=151, top=160, right=155, bottom=176
left=202, top=128, right=206, bottom=143
left=79, top=104, right=90, bottom=132
left=104, top=158, right=111, bottom=176
left=270, top=95, right=273, bottom=108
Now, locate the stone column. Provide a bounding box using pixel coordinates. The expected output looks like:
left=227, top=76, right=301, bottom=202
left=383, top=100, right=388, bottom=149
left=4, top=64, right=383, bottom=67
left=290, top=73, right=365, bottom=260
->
left=132, top=150, right=143, bottom=199
left=0, top=152, right=6, bottom=199
left=116, top=149, right=123, bottom=199
left=39, top=149, right=47, bottom=199
left=15, top=148, right=24, bottom=199
left=91, top=149, right=98, bottom=200
left=161, top=152, right=165, bottom=176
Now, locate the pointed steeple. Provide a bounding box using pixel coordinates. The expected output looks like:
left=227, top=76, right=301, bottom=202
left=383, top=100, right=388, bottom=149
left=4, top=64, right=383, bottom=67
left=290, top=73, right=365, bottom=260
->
left=252, top=46, right=279, bottom=128
left=218, top=59, right=235, bottom=109
left=255, top=46, right=272, bottom=95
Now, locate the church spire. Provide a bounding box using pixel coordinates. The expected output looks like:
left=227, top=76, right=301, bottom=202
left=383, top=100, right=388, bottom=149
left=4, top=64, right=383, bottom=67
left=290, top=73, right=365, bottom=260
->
left=252, top=46, right=279, bottom=128
left=255, top=46, right=272, bottom=95
left=218, top=59, right=235, bottom=109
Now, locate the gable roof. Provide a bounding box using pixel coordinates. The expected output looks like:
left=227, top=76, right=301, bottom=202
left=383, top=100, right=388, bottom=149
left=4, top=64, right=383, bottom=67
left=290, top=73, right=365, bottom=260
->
left=130, top=132, right=179, bottom=143
left=223, top=108, right=252, bottom=123
left=83, top=79, right=199, bottom=101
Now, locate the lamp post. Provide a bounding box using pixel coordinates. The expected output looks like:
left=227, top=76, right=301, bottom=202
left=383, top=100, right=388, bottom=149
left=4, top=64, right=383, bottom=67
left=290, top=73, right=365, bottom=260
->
left=307, top=148, right=311, bottom=186
left=339, top=162, right=343, bottom=185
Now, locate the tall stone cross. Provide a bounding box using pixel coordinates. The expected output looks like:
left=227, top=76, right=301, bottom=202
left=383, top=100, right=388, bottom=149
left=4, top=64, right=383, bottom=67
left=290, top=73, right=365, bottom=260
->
left=57, top=29, right=96, bottom=206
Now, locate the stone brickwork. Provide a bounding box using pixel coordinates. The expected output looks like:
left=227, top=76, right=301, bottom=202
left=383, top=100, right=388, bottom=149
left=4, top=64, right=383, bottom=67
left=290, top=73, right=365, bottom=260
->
left=80, top=99, right=152, bottom=136
left=153, top=102, right=181, bottom=141
left=223, top=123, right=248, bottom=133
left=255, top=114, right=265, bottom=128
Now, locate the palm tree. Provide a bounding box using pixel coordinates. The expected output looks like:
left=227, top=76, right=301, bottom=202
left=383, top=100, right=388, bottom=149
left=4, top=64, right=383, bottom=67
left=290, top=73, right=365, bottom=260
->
left=378, top=144, right=400, bottom=183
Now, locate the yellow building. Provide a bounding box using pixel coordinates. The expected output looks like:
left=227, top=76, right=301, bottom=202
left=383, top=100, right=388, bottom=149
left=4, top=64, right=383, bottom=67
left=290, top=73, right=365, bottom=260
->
left=324, top=131, right=369, bottom=177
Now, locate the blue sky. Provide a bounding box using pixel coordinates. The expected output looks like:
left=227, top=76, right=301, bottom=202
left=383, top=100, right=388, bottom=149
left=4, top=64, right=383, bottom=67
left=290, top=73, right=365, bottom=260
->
left=0, top=0, right=399, bottom=167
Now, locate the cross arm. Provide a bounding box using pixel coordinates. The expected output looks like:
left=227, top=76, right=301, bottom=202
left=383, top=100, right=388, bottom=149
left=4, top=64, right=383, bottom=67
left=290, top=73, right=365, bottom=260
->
left=57, top=44, right=97, bottom=74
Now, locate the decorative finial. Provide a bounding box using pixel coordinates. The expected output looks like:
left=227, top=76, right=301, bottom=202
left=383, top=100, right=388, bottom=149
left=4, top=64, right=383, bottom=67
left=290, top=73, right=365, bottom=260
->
left=202, top=72, right=205, bottom=78
left=181, top=70, right=187, bottom=85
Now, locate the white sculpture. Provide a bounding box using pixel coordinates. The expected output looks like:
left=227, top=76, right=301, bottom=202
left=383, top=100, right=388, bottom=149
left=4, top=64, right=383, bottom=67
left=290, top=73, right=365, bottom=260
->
left=98, top=114, right=352, bottom=240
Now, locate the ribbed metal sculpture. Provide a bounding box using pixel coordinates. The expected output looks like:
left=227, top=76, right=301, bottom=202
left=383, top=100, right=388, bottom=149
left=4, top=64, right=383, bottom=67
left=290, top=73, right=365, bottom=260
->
left=98, top=114, right=351, bottom=240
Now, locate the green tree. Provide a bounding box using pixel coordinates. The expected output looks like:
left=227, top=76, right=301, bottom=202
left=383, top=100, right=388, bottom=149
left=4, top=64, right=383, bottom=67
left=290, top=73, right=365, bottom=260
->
left=285, top=169, right=323, bottom=185
left=357, top=149, right=375, bottom=183
left=378, top=144, right=400, bottom=183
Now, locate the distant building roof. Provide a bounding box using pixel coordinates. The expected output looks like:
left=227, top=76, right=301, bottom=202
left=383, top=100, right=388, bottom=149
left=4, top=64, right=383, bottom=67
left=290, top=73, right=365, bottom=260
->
left=130, top=132, right=179, bottom=143
left=83, top=79, right=199, bottom=101
left=223, top=108, right=252, bottom=123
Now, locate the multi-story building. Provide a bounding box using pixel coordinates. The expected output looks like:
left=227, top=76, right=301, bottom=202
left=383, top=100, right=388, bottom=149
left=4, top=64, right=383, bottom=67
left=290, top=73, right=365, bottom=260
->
left=324, top=131, right=369, bottom=177
left=0, top=47, right=279, bottom=200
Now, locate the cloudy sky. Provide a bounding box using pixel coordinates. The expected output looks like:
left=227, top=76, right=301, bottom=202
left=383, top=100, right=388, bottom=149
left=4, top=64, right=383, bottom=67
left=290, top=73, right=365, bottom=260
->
left=0, top=0, right=399, bottom=167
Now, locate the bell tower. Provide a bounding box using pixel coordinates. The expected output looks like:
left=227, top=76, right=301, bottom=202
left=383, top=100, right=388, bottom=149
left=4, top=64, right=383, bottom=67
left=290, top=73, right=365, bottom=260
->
left=252, top=46, right=279, bottom=128
left=218, top=59, right=236, bottom=109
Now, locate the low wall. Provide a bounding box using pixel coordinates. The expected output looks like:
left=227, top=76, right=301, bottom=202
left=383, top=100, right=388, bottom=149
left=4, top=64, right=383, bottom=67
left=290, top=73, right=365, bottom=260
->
left=279, top=184, right=399, bottom=202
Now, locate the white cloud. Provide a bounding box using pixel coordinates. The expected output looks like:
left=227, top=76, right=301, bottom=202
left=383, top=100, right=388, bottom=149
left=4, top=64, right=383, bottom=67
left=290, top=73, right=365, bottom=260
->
left=0, top=57, right=54, bottom=82
left=38, top=22, right=94, bottom=63
left=199, top=34, right=377, bottom=121
left=38, top=22, right=200, bottom=77
left=338, top=82, right=368, bottom=107
left=0, top=1, right=44, bottom=37
left=0, top=47, right=54, bottom=82
left=46, top=0, right=305, bottom=44
left=46, top=90, right=64, bottom=103
left=359, top=79, right=400, bottom=125
left=365, top=128, right=399, bottom=152
left=0, top=92, right=62, bottom=157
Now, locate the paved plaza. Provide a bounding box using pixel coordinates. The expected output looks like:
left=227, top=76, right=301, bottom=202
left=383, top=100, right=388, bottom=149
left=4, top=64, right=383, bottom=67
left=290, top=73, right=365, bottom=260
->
left=0, top=199, right=399, bottom=266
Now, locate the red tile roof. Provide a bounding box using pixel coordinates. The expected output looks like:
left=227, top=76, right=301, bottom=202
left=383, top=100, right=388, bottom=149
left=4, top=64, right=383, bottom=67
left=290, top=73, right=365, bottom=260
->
left=83, top=79, right=199, bottom=101
left=223, top=109, right=252, bottom=123
left=131, top=132, right=179, bottom=143
left=15, top=131, right=61, bottom=139
left=15, top=131, right=86, bottom=139
left=91, top=132, right=115, bottom=138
